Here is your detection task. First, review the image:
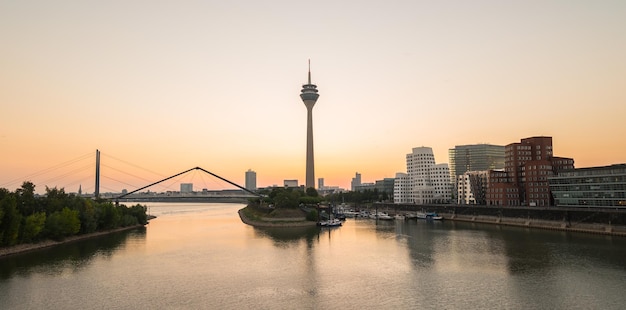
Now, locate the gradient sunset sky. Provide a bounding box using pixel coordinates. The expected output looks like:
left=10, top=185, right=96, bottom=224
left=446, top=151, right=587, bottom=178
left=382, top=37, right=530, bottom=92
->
left=1, top=1, right=625, bottom=193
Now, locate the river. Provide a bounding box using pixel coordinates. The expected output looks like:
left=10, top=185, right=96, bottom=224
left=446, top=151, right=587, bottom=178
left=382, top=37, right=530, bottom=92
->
left=1, top=202, right=626, bottom=309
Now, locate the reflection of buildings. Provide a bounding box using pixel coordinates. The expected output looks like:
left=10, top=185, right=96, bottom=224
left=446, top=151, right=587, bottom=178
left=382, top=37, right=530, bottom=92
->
left=549, top=164, right=626, bottom=208
left=486, top=136, right=574, bottom=207
left=245, top=169, right=257, bottom=191
left=394, top=147, right=451, bottom=204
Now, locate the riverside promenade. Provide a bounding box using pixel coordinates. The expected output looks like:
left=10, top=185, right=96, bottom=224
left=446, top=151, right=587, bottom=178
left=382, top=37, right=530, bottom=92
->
left=378, top=203, right=626, bottom=237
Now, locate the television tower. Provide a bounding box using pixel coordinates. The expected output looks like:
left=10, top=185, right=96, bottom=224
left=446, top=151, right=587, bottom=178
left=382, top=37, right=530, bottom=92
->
left=300, top=60, right=319, bottom=189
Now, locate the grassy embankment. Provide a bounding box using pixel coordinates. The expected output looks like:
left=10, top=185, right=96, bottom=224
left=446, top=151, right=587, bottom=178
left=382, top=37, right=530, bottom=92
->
left=239, top=205, right=317, bottom=227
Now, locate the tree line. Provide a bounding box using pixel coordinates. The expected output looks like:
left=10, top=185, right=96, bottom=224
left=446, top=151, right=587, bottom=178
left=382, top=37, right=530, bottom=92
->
left=324, top=188, right=390, bottom=204
left=250, top=187, right=391, bottom=208
left=0, top=182, right=148, bottom=247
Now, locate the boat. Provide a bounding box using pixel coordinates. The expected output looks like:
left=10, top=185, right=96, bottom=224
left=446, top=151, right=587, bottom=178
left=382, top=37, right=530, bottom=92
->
left=395, top=214, right=406, bottom=220
left=426, top=213, right=443, bottom=221
left=370, top=212, right=393, bottom=220
left=318, top=218, right=343, bottom=227
left=342, top=210, right=360, bottom=218
left=405, top=213, right=418, bottom=220
left=417, top=212, right=443, bottom=221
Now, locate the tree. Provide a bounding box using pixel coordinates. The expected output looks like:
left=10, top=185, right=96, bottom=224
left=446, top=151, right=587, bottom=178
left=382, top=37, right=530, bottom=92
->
left=16, top=181, right=37, bottom=215
left=273, top=189, right=301, bottom=208
left=96, top=202, right=121, bottom=229
left=77, top=198, right=98, bottom=234
left=0, top=195, right=22, bottom=246
left=305, top=187, right=319, bottom=197
left=45, top=207, right=80, bottom=240
left=43, top=187, right=69, bottom=214
left=20, top=212, right=46, bottom=243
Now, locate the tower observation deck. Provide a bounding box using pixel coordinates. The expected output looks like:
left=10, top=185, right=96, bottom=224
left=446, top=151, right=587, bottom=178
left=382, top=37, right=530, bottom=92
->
left=300, top=60, right=319, bottom=189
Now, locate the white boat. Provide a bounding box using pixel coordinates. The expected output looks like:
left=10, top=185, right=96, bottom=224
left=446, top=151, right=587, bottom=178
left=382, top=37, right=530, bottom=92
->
left=417, top=212, right=443, bottom=221
left=395, top=214, right=406, bottom=220
left=318, top=218, right=342, bottom=227
left=405, top=213, right=418, bottom=220
left=342, top=210, right=360, bottom=218
left=370, top=212, right=393, bottom=220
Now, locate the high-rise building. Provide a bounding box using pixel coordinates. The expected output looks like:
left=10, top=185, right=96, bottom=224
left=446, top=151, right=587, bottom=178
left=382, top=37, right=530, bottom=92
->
left=318, top=178, right=324, bottom=189
left=180, top=183, right=193, bottom=193
left=448, top=144, right=505, bottom=181
left=395, top=147, right=452, bottom=204
left=300, top=60, right=319, bottom=189
left=393, top=172, right=412, bottom=204
left=486, top=136, right=574, bottom=207
left=351, top=172, right=362, bottom=191
left=245, top=169, right=257, bottom=191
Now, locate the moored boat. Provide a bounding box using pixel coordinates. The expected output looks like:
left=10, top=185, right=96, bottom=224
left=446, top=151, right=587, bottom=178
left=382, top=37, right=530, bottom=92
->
left=417, top=212, right=443, bottom=221
left=318, top=218, right=343, bottom=227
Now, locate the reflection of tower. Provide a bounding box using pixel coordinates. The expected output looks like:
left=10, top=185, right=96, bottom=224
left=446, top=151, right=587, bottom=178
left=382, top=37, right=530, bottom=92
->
left=300, top=60, right=319, bottom=189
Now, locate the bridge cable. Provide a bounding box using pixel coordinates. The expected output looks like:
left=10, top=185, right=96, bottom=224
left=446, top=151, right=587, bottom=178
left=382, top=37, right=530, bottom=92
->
left=115, top=167, right=262, bottom=202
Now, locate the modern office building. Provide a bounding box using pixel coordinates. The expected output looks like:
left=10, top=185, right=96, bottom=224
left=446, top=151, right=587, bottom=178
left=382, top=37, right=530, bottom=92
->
left=457, top=170, right=489, bottom=205
left=448, top=144, right=505, bottom=183
left=351, top=172, right=362, bottom=191
left=284, top=179, right=299, bottom=188
left=245, top=169, right=257, bottom=191
left=354, top=178, right=395, bottom=195
left=393, top=172, right=412, bottom=204
left=549, top=164, right=626, bottom=208
left=180, top=183, right=193, bottom=193
left=486, top=136, right=574, bottom=207
left=300, top=60, right=319, bottom=189
left=394, top=147, right=452, bottom=204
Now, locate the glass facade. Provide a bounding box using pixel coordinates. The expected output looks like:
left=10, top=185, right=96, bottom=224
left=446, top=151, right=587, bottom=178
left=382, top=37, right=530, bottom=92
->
left=549, top=164, right=626, bottom=208
left=449, top=144, right=505, bottom=179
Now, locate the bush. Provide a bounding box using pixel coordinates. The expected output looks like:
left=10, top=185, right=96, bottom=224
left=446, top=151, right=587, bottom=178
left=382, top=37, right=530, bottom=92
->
left=306, top=209, right=318, bottom=221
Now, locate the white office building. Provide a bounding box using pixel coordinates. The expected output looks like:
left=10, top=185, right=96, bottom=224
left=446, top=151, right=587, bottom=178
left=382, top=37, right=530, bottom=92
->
left=245, top=169, right=257, bottom=191
left=393, top=172, right=412, bottom=204
left=394, top=147, right=452, bottom=204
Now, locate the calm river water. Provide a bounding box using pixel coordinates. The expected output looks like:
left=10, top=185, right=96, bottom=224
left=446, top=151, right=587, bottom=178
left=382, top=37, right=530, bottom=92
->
left=1, top=202, right=626, bottom=309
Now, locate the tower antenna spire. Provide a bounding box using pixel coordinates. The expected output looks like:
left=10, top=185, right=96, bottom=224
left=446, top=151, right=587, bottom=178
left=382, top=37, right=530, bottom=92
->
left=300, top=59, right=319, bottom=189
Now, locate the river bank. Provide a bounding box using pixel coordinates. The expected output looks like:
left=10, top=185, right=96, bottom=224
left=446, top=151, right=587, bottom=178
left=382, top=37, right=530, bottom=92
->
left=0, top=224, right=146, bottom=258
left=442, top=212, right=626, bottom=237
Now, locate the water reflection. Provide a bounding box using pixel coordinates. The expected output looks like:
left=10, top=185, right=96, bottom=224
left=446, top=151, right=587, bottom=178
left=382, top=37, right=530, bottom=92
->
left=253, top=226, right=319, bottom=247
left=0, top=228, right=145, bottom=280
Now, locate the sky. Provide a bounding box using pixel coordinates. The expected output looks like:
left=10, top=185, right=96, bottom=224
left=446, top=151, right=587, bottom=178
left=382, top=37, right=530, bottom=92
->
left=1, top=0, right=625, bottom=194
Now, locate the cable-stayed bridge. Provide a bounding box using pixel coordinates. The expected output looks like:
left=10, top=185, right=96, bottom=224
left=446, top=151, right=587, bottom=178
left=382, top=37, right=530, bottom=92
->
left=0, top=150, right=259, bottom=202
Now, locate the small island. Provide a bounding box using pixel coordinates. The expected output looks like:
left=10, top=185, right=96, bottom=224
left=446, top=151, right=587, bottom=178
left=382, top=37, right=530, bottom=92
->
left=238, top=186, right=324, bottom=228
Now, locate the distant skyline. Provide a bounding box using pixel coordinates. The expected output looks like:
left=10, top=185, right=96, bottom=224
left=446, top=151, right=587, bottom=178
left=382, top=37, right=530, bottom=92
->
left=1, top=1, right=625, bottom=193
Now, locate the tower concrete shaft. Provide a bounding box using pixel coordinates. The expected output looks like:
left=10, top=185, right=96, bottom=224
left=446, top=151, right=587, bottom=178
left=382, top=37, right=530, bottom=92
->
left=300, top=61, right=319, bottom=189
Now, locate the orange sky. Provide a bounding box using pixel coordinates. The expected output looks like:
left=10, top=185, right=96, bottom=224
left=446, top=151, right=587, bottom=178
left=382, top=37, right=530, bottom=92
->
left=1, top=1, right=625, bottom=193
